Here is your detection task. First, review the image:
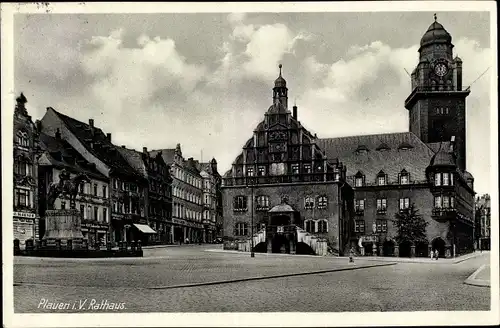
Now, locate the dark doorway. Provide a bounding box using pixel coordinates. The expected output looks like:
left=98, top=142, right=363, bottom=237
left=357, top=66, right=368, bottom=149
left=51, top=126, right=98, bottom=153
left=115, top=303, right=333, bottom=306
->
left=399, top=240, right=412, bottom=257
left=431, top=237, right=446, bottom=257
left=363, top=242, right=374, bottom=256
left=271, top=234, right=289, bottom=253
left=270, top=215, right=291, bottom=226
left=415, top=241, right=429, bottom=257
left=253, top=242, right=267, bottom=253
left=296, top=242, right=315, bottom=255
left=383, top=240, right=395, bottom=256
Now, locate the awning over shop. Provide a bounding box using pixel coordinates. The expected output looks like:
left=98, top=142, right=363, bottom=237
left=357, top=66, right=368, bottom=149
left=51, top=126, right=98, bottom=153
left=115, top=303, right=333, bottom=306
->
left=133, top=223, right=156, bottom=234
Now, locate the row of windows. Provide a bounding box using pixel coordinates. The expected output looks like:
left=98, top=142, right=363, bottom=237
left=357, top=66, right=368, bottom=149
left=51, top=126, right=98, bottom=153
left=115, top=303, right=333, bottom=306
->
left=78, top=204, right=108, bottom=223
left=172, top=166, right=202, bottom=189
left=434, top=173, right=454, bottom=187
left=435, top=107, right=450, bottom=115
left=112, top=200, right=143, bottom=216
left=246, top=164, right=333, bottom=176
left=233, top=195, right=329, bottom=211
left=173, top=186, right=201, bottom=204
left=355, top=171, right=410, bottom=187
left=355, top=198, right=410, bottom=213
left=304, top=219, right=328, bottom=233
left=354, top=220, right=388, bottom=233
left=149, top=179, right=170, bottom=196
left=173, top=202, right=202, bottom=222
left=79, top=183, right=108, bottom=198
left=112, top=179, right=141, bottom=194
left=434, top=195, right=455, bottom=208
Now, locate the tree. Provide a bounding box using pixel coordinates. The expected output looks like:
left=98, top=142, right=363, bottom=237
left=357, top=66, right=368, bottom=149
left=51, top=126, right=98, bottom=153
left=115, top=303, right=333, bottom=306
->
left=392, top=204, right=428, bottom=245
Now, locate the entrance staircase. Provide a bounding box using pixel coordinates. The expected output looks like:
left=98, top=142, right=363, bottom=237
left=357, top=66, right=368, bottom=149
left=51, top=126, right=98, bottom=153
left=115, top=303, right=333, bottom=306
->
left=236, top=226, right=328, bottom=256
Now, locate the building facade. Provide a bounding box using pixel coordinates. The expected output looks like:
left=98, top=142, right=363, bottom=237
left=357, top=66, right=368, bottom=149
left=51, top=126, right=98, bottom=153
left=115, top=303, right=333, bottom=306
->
left=37, top=131, right=110, bottom=246
left=222, top=17, right=476, bottom=258
left=197, top=158, right=221, bottom=242
left=117, top=146, right=173, bottom=244
left=39, top=107, right=148, bottom=246
left=151, top=145, right=204, bottom=243
left=13, top=94, right=40, bottom=248
left=222, top=66, right=354, bottom=255
left=475, top=194, right=491, bottom=250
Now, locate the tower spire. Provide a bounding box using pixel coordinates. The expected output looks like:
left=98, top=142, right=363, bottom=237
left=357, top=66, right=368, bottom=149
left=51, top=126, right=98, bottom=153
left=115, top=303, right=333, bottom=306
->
left=279, top=63, right=282, bottom=76
left=434, top=13, right=437, bottom=22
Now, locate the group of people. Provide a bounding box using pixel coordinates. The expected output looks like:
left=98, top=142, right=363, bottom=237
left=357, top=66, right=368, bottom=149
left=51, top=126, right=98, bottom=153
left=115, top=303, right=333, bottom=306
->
left=430, top=249, right=440, bottom=260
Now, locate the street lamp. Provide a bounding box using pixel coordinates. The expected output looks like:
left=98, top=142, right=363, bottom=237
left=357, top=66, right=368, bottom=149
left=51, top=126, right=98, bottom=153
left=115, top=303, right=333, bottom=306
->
left=249, top=175, right=255, bottom=258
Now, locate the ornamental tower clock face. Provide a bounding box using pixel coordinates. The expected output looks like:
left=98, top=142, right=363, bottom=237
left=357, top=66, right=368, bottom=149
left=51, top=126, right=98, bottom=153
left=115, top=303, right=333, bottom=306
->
left=434, top=63, right=448, bottom=77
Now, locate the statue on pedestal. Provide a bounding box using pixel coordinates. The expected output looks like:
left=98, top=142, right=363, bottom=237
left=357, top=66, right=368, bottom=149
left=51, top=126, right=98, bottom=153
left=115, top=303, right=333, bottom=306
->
left=47, top=169, right=90, bottom=209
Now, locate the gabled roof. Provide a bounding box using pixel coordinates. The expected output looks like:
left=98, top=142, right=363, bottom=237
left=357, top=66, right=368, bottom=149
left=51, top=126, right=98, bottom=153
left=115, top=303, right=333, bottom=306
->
left=317, top=132, right=435, bottom=184
left=116, top=146, right=148, bottom=178
left=150, top=149, right=176, bottom=166
left=50, top=108, right=143, bottom=180
left=38, top=132, right=107, bottom=180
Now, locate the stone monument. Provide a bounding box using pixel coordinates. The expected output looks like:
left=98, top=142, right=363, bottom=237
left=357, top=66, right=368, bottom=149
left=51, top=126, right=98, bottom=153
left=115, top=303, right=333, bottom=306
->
left=42, top=169, right=90, bottom=250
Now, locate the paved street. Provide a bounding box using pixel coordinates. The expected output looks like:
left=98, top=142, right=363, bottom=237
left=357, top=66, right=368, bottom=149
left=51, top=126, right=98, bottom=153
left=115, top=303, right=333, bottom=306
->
left=14, top=245, right=491, bottom=312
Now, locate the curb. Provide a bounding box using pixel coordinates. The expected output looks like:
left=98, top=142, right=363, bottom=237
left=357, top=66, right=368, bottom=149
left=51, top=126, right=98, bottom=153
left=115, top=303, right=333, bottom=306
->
left=148, top=262, right=397, bottom=290
left=464, top=264, right=490, bottom=287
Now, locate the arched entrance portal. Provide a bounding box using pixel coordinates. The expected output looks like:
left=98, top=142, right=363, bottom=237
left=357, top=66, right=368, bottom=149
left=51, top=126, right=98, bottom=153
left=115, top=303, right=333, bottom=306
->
left=270, top=215, right=291, bottom=226
left=399, top=240, right=412, bottom=258
left=415, top=241, right=429, bottom=257
left=383, top=240, right=395, bottom=256
left=431, top=237, right=446, bottom=258
left=272, top=233, right=289, bottom=253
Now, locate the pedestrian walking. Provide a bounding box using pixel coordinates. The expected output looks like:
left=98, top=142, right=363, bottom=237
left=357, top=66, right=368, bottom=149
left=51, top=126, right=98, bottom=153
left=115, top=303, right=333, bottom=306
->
left=349, top=247, right=355, bottom=263
left=430, top=249, right=434, bottom=260
left=435, top=249, right=439, bottom=260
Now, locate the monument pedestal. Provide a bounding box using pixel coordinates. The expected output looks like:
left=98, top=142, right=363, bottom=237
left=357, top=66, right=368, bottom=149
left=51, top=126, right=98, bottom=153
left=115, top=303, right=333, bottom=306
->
left=42, top=209, right=85, bottom=250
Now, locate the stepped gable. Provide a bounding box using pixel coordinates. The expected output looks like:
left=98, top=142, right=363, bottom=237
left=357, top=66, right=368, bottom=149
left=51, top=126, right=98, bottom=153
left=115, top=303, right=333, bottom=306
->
left=149, top=149, right=176, bottom=166
left=38, top=132, right=106, bottom=180
left=51, top=109, right=143, bottom=180
left=115, top=146, right=148, bottom=178
left=317, top=132, right=436, bottom=185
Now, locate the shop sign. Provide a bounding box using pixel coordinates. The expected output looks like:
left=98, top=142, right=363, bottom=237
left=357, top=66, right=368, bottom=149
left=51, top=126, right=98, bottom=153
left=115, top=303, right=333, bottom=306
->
left=13, top=211, right=36, bottom=219
left=173, top=219, right=186, bottom=225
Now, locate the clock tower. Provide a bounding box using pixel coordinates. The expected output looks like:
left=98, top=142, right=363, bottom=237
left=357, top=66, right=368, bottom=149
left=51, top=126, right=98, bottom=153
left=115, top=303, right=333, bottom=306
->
left=405, top=15, right=470, bottom=171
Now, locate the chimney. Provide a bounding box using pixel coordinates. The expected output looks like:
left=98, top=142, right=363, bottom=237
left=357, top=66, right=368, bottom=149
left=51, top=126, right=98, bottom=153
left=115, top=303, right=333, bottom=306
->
left=55, top=128, right=61, bottom=140
left=121, top=145, right=126, bottom=148
left=292, top=105, right=298, bottom=120
left=143, top=147, right=148, bottom=154
left=35, top=120, right=42, bottom=133
left=106, top=133, right=112, bottom=142
left=89, top=119, right=94, bottom=128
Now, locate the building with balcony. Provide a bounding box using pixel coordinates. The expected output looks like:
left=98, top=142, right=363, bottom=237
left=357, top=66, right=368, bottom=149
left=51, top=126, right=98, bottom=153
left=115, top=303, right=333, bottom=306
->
left=117, top=146, right=173, bottom=244
left=39, top=107, right=148, bottom=246
left=151, top=145, right=204, bottom=243
left=37, top=130, right=110, bottom=247
left=475, top=194, right=491, bottom=250
left=222, top=17, right=476, bottom=258
left=197, top=158, right=221, bottom=242
left=13, top=93, right=40, bottom=248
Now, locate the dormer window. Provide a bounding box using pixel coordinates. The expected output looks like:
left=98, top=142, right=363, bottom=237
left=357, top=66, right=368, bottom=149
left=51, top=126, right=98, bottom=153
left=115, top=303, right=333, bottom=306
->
left=355, top=145, right=369, bottom=154
left=376, top=142, right=390, bottom=152
left=399, top=170, right=410, bottom=185
left=377, top=171, right=387, bottom=186
left=398, top=142, right=414, bottom=151
left=355, top=172, right=365, bottom=187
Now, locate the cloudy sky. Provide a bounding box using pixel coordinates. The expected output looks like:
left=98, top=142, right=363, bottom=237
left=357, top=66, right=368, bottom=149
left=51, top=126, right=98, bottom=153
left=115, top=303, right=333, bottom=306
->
left=13, top=8, right=493, bottom=194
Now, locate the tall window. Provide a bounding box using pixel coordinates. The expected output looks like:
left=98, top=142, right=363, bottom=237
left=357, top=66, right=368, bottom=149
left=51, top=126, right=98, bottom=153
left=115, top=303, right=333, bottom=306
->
left=304, top=164, right=312, bottom=174
left=256, top=195, right=269, bottom=210
left=376, top=198, right=387, bottom=213
left=376, top=219, right=388, bottom=233
left=305, top=220, right=315, bottom=233
left=16, top=131, right=29, bottom=147
left=113, top=179, right=118, bottom=189
left=304, top=197, right=314, bottom=209
left=258, top=166, right=266, bottom=176
left=377, top=173, right=387, bottom=186
left=234, top=222, right=248, bottom=236
left=400, top=170, right=409, bottom=185
left=355, top=220, right=365, bottom=233
left=80, top=204, right=85, bottom=218
left=317, top=196, right=328, bottom=209
left=233, top=196, right=247, bottom=211
left=93, top=184, right=98, bottom=196
left=247, top=167, right=254, bottom=177
left=103, top=208, right=107, bottom=222
left=317, top=220, right=328, bottom=233
left=442, top=173, right=450, bottom=186
left=94, top=206, right=99, bottom=221
left=291, top=164, right=299, bottom=175
left=355, top=199, right=365, bottom=213
left=399, top=198, right=410, bottom=210
left=14, top=188, right=30, bottom=207
left=434, top=173, right=442, bottom=186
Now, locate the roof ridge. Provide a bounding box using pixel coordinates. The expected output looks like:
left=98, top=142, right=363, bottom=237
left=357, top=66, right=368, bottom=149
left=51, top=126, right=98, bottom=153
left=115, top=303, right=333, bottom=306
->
left=318, top=131, right=410, bottom=141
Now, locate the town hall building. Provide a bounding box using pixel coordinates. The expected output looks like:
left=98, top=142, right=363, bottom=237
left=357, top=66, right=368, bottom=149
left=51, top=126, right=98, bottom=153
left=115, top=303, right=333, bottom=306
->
left=222, top=17, right=475, bottom=258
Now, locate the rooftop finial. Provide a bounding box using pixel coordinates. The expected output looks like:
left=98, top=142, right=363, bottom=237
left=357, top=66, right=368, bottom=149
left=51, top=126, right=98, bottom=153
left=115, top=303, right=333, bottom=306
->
left=279, top=63, right=282, bottom=76
left=434, top=13, right=437, bottom=22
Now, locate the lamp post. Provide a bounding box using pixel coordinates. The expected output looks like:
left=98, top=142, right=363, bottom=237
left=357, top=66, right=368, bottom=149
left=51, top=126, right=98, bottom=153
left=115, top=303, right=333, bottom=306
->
left=250, top=175, right=255, bottom=258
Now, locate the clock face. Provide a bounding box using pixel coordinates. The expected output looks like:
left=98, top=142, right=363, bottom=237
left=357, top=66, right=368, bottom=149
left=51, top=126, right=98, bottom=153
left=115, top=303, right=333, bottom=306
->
left=434, top=63, right=448, bottom=77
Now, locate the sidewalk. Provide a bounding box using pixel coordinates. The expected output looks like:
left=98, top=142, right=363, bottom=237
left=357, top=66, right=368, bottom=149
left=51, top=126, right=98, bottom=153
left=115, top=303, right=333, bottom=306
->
left=464, top=264, right=491, bottom=287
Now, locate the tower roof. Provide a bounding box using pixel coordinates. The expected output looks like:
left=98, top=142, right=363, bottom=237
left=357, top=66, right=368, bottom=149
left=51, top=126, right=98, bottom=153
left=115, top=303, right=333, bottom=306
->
left=420, top=15, right=452, bottom=47
left=274, top=64, right=287, bottom=88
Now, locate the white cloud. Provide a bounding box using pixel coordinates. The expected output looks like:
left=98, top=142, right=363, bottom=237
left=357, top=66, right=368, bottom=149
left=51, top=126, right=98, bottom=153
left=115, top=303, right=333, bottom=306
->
left=227, top=12, right=247, bottom=25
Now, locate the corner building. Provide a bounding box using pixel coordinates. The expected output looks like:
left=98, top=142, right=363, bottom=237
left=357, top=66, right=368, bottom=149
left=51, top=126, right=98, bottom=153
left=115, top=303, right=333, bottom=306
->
left=223, top=18, right=475, bottom=258
left=222, top=66, right=354, bottom=255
